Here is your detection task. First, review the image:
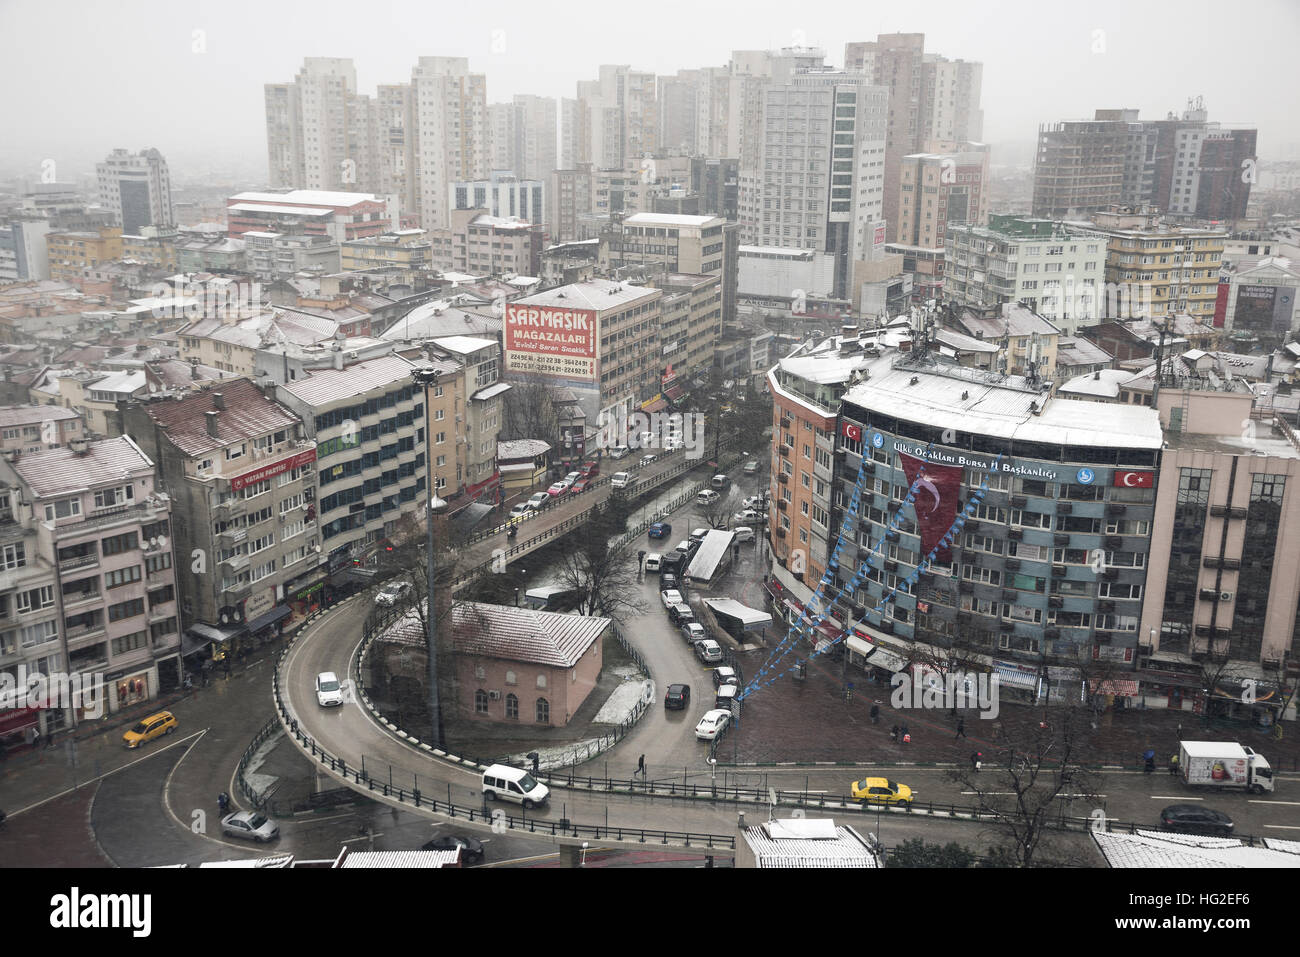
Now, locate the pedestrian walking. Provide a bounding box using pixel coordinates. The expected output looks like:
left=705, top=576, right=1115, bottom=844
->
left=890, top=725, right=899, bottom=743
left=955, top=717, right=966, bottom=738
left=870, top=702, right=880, bottom=724
left=637, top=754, right=645, bottom=777
left=1169, top=754, right=1180, bottom=777
left=971, top=751, right=982, bottom=772
left=217, top=792, right=229, bottom=813
left=1176, top=722, right=1183, bottom=740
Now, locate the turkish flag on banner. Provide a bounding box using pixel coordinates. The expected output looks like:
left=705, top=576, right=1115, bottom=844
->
left=899, top=451, right=965, bottom=563
left=843, top=422, right=862, bottom=442
left=1112, top=470, right=1154, bottom=488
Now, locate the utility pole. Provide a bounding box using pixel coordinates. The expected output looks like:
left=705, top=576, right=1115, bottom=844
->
left=412, top=365, right=448, bottom=748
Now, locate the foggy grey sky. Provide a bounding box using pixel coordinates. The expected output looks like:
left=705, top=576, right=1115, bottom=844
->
left=3, top=0, right=1298, bottom=181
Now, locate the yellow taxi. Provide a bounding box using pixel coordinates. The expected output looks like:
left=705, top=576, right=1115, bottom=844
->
left=123, top=711, right=178, bottom=749
left=850, top=776, right=914, bottom=807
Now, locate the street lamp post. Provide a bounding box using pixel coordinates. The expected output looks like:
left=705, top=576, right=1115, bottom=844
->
left=413, top=366, right=447, bottom=749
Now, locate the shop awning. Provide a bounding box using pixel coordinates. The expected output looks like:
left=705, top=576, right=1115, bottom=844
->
left=188, top=622, right=243, bottom=643
left=845, top=636, right=908, bottom=672
left=641, top=398, right=668, bottom=413
left=665, top=384, right=687, bottom=401
left=0, top=706, right=40, bottom=737
left=994, top=664, right=1040, bottom=691
left=1090, top=679, right=1140, bottom=697
left=782, top=598, right=803, bottom=620
left=245, top=605, right=291, bottom=634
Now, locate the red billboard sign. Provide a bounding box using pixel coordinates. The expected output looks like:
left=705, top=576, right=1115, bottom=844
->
left=504, top=302, right=597, bottom=379
left=230, top=449, right=317, bottom=492
left=1112, top=470, right=1154, bottom=488
left=899, top=452, right=964, bottom=563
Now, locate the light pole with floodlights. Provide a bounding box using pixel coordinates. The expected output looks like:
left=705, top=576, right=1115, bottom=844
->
left=413, top=365, right=448, bottom=748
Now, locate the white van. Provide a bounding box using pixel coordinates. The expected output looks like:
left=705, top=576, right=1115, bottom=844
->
left=482, top=763, right=550, bottom=809
left=610, top=472, right=631, bottom=489
left=644, top=552, right=663, bottom=572
left=609, top=445, right=630, bottom=459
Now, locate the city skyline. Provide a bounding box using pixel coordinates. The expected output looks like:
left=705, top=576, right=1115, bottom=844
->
left=3, top=0, right=1299, bottom=182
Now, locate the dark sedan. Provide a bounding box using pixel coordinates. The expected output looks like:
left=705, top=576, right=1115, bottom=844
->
left=1159, top=804, right=1235, bottom=837
left=422, top=833, right=485, bottom=864
left=664, top=683, right=691, bottom=710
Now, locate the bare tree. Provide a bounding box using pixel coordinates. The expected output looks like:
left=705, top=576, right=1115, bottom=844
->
left=698, top=496, right=732, bottom=530
left=500, top=373, right=562, bottom=445
left=948, top=701, right=1100, bottom=867
left=552, top=500, right=647, bottom=622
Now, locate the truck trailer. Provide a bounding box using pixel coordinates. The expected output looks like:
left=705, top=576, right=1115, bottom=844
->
left=1178, top=741, right=1274, bottom=793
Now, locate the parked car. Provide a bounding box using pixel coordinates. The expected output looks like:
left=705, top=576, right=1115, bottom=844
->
left=674, top=540, right=693, bottom=555
left=694, top=639, right=723, bottom=663
left=713, top=666, right=739, bottom=689
left=375, top=581, right=412, bottom=607
left=733, top=508, right=762, bottom=523
left=660, top=589, right=685, bottom=609
left=564, top=471, right=582, bottom=483
left=644, top=552, right=663, bottom=572
left=710, top=474, right=729, bottom=489
left=668, top=603, right=696, bottom=627
left=609, top=445, right=630, bottom=459
left=682, top=622, right=707, bottom=644
left=421, top=833, right=485, bottom=864
left=850, top=777, right=914, bottom=807
left=732, top=526, right=755, bottom=543
left=315, top=671, right=344, bottom=707
left=696, top=489, right=720, bottom=506
left=526, top=491, right=550, bottom=510
left=571, top=478, right=592, bottom=494
left=742, top=495, right=763, bottom=510
left=695, top=709, right=731, bottom=740
left=648, top=521, right=672, bottom=539
left=688, top=528, right=711, bottom=545
left=660, top=572, right=678, bottom=591
left=122, top=711, right=178, bottom=749
left=221, top=810, right=280, bottom=842
left=547, top=481, right=571, bottom=497
left=610, top=472, right=632, bottom=489
left=579, top=461, right=600, bottom=477
left=640, top=454, right=658, bottom=467
left=509, top=502, right=534, bottom=519
left=743, top=460, right=760, bottom=474
left=664, top=683, right=691, bottom=710
left=1160, top=804, right=1235, bottom=836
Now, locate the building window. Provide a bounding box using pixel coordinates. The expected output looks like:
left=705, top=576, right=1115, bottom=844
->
left=505, top=693, right=518, bottom=719
left=474, top=689, right=489, bottom=713
left=536, top=697, right=550, bottom=723
left=536, top=673, right=547, bottom=689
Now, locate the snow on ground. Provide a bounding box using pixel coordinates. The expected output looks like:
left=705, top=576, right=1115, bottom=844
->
left=503, top=670, right=653, bottom=771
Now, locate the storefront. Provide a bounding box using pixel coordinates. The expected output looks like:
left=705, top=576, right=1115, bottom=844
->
left=288, top=578, right=327, bottom=619
left=109, top=669, right=151, bottom=713
left=993, top=661, right=1042, bottom=704
left=1089, top=678, right=1140, bottom=711
left=0, top=705, right=41, bottom=754
left=1136, top=667, right=1204, bottom=712
left=844, top=633, right=908, bottom=679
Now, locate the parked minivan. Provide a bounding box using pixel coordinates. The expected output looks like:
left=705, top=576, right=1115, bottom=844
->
left=644, top=552, right=663, bottom=572
left=482, top=763, right=550, bottom=809
left=710, top=474, right=729, bottom=490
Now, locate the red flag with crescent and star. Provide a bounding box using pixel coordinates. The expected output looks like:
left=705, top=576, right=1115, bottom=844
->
left=1112, top=470, right=1154, bottom=488
left=899, top=451, right=965, bottom=563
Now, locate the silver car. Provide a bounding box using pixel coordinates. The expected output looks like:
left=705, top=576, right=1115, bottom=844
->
left=221, top=810, right=280, bottom=843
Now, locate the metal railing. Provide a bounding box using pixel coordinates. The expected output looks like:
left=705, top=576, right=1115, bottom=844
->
left=270, top=643, right=733, bottom=850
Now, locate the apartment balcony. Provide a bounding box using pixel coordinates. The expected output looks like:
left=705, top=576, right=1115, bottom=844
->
left=62, top=588, right=102, bottom=611
left=58, top=552, right=100, bottom=574
left=217, top=527, right=248, bottom=545
left=50, top=502, right=164, bottom=539
left=65, top=621, right=106, bottom=642
left=217, top=497, right=247, bottom=516
left=220, top=553, right=249, bottom=572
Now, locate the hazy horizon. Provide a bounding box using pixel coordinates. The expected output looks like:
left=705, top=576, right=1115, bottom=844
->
left=3, top=0, right=1298, bottom=183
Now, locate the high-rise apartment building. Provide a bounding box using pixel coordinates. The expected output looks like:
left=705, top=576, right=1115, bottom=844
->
left=411, top=57, right=489, bottom=231
left=896, top=146, right=990, bottom=250
left=1033, top=102, right=1257, bottom=222
left=450, top=171, right=545, bottom=227
left=743, top=53, right=889, bottom=299
left=264, top=58, right=362, bottom=192
left=575, top=66, right=659, bottom=171
left=96, top=148, right=174, bottom=235
left=843, top=34, right=983, bottom=243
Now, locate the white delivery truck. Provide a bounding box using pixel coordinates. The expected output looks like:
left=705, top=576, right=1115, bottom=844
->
left=1178, top=741, right=1274, bottom=793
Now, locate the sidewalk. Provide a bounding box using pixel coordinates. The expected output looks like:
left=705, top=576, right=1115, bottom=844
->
left=726, top=645, right=1298, bottom=772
